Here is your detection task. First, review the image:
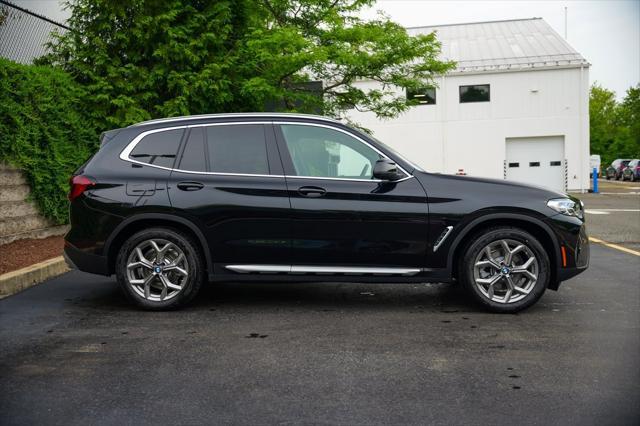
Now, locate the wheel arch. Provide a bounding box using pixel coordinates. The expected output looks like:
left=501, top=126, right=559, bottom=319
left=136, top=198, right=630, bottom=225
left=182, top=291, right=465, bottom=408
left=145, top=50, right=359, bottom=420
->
left=448, top=213, right=561, bottom=289
left=105, top=213, right=213, bottom=279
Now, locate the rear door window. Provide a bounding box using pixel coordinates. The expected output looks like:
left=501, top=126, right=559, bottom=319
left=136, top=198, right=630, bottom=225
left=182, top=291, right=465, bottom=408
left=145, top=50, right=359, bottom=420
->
left=130, top=129, right=184, bottom=168
left=205, top=124, right=269, bottom=174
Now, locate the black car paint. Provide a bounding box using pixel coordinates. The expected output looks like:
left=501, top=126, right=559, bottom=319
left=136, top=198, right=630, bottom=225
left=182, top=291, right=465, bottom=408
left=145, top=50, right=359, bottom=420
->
left=64, top=114, right=589, bottom=289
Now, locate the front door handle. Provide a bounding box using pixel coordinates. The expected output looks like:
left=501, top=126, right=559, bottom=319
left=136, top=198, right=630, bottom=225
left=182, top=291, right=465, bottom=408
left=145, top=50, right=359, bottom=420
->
left=298, top=186, right=326, bottom=198
left=177, top=181, right=204, bottom=191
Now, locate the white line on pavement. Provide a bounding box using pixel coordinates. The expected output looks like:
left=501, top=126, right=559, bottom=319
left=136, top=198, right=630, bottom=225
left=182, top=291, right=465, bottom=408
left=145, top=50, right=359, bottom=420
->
left=585, top=209, right=640, bottom=213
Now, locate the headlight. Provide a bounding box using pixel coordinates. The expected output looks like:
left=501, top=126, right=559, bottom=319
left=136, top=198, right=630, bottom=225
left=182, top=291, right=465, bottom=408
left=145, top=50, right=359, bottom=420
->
left=547, top=198, right=584, bottom=219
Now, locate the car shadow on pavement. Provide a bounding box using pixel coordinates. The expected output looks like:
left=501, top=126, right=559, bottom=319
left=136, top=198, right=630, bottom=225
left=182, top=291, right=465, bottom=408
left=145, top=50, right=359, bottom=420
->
left=65, top=274, right=500, bottom=314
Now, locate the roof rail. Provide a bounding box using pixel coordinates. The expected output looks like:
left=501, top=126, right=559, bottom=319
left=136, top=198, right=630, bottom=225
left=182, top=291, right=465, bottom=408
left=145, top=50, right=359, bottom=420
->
left=130, top=112, right=343, bottom=127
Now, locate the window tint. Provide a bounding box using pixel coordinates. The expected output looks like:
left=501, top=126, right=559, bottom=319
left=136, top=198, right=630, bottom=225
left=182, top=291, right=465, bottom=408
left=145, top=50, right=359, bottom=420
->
left=280, top=124, right=381, bottom=179
left=460, top=84, right=490, bottom=103
left=179, top=128, right=207, bottom=172
left=407, top=87, right=436, bottom=105
left=206, top=125, right=269, bottom=174
left=130, top=129, right=183, bottom=168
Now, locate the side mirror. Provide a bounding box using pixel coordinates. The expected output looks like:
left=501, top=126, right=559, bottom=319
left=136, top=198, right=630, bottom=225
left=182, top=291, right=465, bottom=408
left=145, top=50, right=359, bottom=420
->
left=373, top=158, right=401, bottom=181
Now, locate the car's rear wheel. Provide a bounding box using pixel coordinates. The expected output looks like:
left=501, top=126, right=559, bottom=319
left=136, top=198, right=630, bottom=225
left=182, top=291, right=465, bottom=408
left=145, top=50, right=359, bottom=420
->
left=459, top=227, right=550, bottom=313
left=116, top=228, right=204, bottom=310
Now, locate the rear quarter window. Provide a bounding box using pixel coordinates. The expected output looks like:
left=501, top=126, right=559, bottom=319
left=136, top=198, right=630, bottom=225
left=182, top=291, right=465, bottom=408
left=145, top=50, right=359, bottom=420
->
left=130, top=129, right=184, bottom=168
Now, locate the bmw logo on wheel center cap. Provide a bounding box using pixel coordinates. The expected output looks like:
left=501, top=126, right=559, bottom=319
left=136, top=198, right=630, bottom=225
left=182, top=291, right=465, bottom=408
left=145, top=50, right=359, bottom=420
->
left=154, top=266, right=162, bottom=274
left=501, top=266, right=510, bottom=275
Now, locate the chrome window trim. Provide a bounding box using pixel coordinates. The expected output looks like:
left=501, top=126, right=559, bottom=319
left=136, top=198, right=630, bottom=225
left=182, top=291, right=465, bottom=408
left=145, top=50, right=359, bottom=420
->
left=119, top=122, right=285, bottom=178
left=225, top=264, right=421, bottom=276
left=119, top=120, right=414, bottom=183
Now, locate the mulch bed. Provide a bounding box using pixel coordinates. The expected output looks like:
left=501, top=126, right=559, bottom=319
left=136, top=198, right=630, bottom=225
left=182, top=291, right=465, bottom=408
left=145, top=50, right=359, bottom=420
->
left=0, top=236, right=64, bottom=275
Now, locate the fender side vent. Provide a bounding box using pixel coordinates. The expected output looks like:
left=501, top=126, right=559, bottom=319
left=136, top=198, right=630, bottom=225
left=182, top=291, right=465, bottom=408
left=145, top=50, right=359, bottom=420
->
left=433, top=226, right=454, bottom=252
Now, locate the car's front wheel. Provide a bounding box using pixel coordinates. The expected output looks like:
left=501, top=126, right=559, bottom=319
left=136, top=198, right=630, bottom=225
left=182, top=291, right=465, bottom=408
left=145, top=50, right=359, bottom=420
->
left=459, top=227, right=550, bottom=313
left=116, top=228, right=204, bottom=310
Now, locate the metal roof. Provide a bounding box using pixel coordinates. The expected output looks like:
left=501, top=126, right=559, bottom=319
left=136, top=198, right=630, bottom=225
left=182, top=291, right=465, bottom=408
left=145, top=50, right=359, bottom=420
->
left=408, top=18, right=588, bottom=74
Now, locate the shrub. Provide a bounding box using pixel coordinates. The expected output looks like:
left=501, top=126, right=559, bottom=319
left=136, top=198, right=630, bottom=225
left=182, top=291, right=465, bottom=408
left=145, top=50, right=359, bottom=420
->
left=0, top=58, right=98, bottom=224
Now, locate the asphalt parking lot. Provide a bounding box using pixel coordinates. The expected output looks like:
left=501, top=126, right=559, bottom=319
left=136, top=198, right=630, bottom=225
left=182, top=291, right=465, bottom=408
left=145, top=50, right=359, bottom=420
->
left=1, top=183, right=639, bottom=426
left=573, top=179, right=640, bottom=251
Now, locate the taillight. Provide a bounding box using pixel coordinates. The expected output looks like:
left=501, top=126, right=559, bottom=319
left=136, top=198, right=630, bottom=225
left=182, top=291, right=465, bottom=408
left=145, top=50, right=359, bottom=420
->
left=68, top=175, right=95, bottom=201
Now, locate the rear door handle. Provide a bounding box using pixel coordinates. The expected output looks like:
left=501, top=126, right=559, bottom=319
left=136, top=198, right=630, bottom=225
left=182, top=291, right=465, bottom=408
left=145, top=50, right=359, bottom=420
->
left=297, top=186, right=326, bottom=198
left=177, top=181, right=204, bottom=191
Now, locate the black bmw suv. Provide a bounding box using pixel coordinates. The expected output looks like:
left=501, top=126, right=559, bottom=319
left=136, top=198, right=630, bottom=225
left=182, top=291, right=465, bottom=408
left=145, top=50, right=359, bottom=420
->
left=64, top=113, right=589, bottom=312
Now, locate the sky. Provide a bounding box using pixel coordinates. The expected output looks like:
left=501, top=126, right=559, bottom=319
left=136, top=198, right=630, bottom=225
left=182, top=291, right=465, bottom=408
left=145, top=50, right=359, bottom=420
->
left=13, top=0, right=640, bottom=99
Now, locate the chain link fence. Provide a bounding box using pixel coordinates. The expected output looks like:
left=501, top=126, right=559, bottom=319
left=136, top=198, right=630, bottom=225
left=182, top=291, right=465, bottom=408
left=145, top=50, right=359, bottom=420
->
left=0, top=0, right=69, bottom=64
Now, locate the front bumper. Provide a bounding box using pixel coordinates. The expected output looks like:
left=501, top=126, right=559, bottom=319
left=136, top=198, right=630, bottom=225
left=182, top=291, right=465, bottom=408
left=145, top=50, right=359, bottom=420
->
left=64, top=241, right=110, bottom=276
left=544, top=215, right=590, bottom=289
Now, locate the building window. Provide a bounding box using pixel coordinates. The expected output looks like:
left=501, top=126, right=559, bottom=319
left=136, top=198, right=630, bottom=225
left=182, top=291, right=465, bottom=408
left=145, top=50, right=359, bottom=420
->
left=407, top=87, right=436, bottom=105
left=459, top=84, right=490, bottom=103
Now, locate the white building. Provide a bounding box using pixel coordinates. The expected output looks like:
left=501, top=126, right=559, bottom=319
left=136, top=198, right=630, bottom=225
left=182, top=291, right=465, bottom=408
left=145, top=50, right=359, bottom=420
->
left=347, top=18, right=590, bottom=192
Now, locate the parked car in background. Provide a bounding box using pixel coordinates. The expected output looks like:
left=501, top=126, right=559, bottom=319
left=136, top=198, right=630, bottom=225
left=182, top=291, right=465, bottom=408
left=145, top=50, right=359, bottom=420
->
left=589, top=155, right=601, bottom=178
left=622, top=159, right=640, bottom=181
left=64, top=113, right=589, bottom=313
left=605, top=159, right=632, bottom=180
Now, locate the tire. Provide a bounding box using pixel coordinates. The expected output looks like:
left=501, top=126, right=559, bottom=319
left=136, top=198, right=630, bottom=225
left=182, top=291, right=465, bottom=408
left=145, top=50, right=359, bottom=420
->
left=631, top=174, right=636, bottom=182
left=458, top=227, right=550, bottom=313
left=116, top=227, right=205, bottom=310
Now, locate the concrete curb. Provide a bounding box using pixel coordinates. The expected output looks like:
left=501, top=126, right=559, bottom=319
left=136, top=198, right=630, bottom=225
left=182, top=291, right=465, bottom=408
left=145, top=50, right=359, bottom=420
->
left=0, top=256, right=69, bottom=299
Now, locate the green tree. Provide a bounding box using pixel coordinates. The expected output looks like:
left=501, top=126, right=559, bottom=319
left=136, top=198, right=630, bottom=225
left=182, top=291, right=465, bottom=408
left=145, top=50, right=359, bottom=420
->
left=589, top=83, right=639, bottom=166
left=589, top=83, right=618, bottom=165
left=615, top=84, right=640, bottom=158
left=42, top=0, right=455, bottom=130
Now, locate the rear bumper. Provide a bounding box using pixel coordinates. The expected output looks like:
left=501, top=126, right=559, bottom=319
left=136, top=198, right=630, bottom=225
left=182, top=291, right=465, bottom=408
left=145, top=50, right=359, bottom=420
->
left=64, top=242, right=110, bottom=276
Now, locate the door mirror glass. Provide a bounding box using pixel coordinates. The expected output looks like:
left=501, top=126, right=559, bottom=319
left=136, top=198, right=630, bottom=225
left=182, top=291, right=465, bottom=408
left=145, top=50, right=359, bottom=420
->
left=373, top=159, right=401, bottom=181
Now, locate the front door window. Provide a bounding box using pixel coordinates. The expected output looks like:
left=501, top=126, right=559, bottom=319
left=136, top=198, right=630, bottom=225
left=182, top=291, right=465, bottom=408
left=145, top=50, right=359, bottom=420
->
left=280, top=124, right=381, bottom=180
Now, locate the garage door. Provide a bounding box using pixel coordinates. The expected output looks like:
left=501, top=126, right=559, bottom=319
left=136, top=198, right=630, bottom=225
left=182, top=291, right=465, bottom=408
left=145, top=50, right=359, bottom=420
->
left=505, top=136, right=565, bottom=192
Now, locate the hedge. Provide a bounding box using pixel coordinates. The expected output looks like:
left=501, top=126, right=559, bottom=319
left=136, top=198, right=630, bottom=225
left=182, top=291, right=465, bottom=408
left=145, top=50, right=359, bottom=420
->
left=0, top=58, right=98, bottom=224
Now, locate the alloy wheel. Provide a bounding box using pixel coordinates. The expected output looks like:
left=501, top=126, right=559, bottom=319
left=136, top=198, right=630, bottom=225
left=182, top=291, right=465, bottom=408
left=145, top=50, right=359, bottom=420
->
left=473, top=239, right=538, bottom=304
left=125, top=239, right=189, bottom=301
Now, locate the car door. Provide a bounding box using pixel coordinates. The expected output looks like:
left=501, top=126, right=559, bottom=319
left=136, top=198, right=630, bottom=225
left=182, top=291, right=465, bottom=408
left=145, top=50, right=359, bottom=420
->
left=274, top=121, right=429, bottom=268
left=167, top=122, right=290, bottom=271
